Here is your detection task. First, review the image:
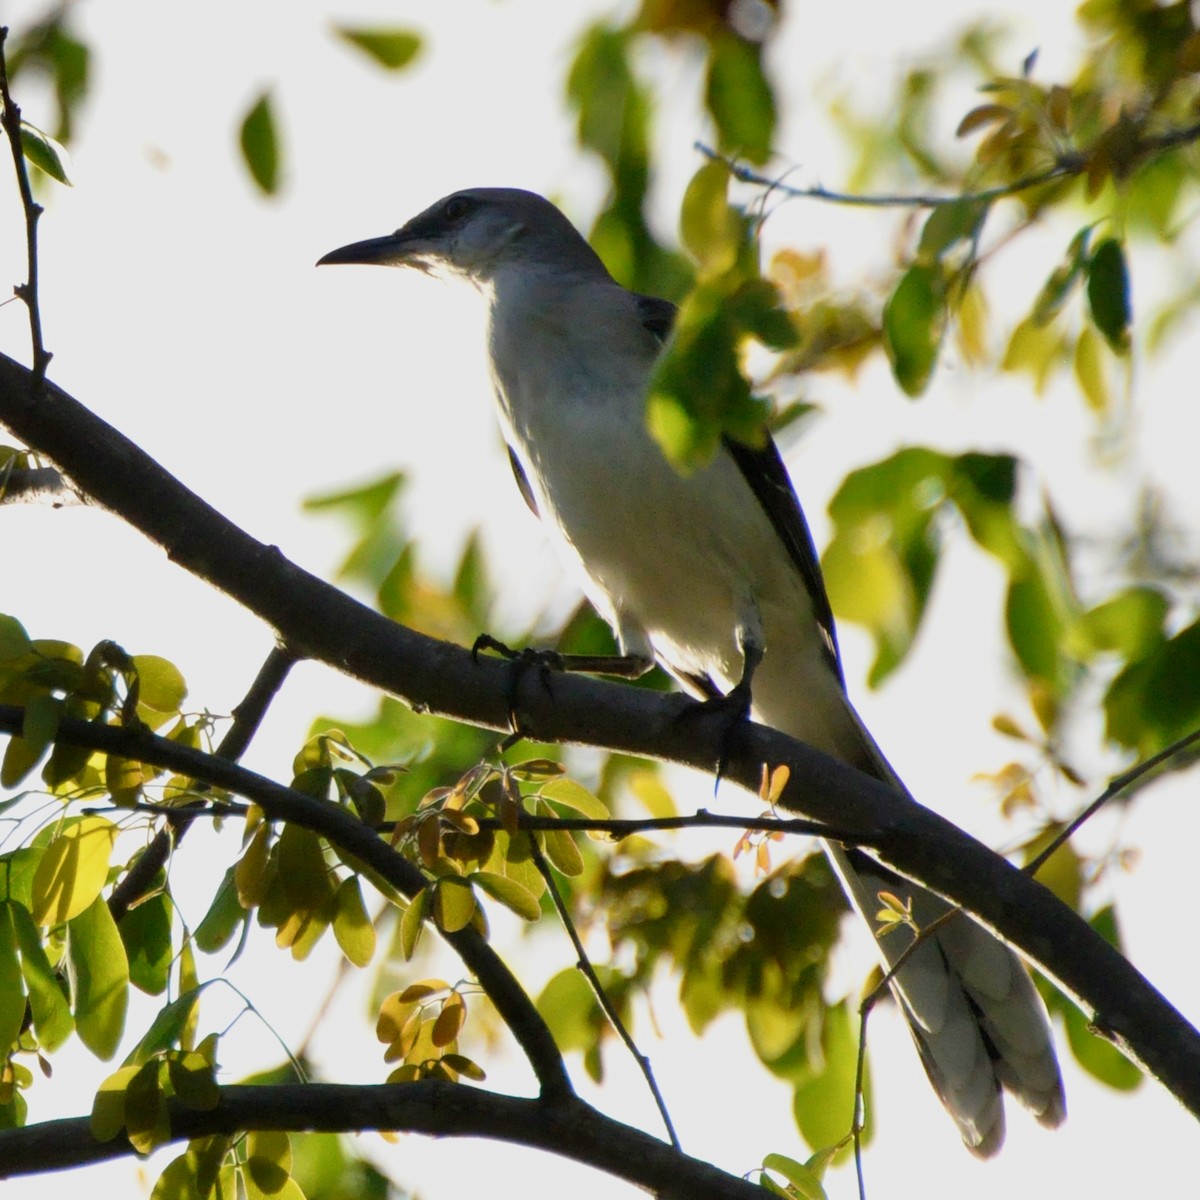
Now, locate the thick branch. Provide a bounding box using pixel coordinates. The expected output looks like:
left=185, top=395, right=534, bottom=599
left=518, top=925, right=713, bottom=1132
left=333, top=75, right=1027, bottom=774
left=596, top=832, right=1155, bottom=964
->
left=0, top=353, right=1198, bottom=1121
left=0, top=1080, right=764, bottom=1199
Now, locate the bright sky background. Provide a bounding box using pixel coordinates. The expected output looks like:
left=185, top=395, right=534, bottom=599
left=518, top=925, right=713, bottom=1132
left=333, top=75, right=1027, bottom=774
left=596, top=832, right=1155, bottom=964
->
left=1, top=1, right=1198, bottom=1198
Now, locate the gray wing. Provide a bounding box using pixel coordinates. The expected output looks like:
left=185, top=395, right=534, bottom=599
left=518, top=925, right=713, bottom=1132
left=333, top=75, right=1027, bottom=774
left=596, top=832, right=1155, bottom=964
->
left=633, top=291, right=843, bottom=682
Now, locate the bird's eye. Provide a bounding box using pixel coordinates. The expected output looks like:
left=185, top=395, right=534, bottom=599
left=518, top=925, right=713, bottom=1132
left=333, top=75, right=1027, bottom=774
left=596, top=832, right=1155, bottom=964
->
left=442, top=196, right=471, bottom=223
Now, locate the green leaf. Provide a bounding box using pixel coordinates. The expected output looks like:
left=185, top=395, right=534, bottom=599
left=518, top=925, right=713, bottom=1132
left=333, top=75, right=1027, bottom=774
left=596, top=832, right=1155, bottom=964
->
left=471, top=870, right=541, bottom=921
left=18, top=119, right=72, bottom=185
left=791, top=1003, right=869, bottom=1159
left=333, top=26, right=422, bottom=71
left=1005, top=568, right=1064, bottom=685
left=194, top=866, right=247, bottom=954
left=1086, top=237, right=1131, bottom=353
left=1104, top=616, right=1200, bottom=755
left=120, top=889, right=174, bottom=995
left=1032, top=227, right=1091, bottom=325
left=883, top=263, right=945, bottom=396
left=0, top=903, right=27, bottom=1053
left=31, top=815, right=118, bottom=926
left=11, top=900, right=73, bottom=1050
left=916, top=198, right=987, bottom=263
left=69, top=893, right=129, bottom=1059
left=1077, top=587, right=1167, bottom=659
left=0, top=615, right=32, bottom=661
left=2, top=692, right=62, bottom=788
left=704, top=32, right=776, bottom=164
left=124, top=985, right=210, bottom=1067
left=332, top=876, right=375, bottom=968
left=239, top=90, right=282, bottom=196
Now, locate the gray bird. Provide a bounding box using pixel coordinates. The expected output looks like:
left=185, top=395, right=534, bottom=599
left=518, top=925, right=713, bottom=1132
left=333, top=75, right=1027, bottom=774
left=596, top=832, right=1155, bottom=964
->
left=319, top=187, right=1065, bottom=1155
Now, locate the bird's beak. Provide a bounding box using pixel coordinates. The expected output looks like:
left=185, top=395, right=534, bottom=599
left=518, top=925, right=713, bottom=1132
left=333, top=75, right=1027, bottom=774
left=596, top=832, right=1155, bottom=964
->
left=317, top=231, right=430, bottom=270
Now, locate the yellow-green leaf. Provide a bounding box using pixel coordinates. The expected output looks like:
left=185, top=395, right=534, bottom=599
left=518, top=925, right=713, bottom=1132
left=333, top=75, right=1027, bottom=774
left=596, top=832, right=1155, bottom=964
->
left=69, top=893, right=130, bottom=1059
left=472, top=870, right=542, bottom=921
left=132, top=655, right=188, bottom=723
left=125, top=1059, right=170, bottom=1154
left=542, top=827, right=584, bottom=877
left=539, top=778, right=609, bottom=820
left=91, top=1064, right=140, bottom=1142
left=332, top=876, right=375, bottom=968
left=166, top=1050, right=220, bottom=1111
left=1073, top=325, right=1110, bottom=413
left=432, top=877, right=476, bottom=933
left=680, top=160, right=739, bottom=274
left=762, top=1152, right=828, bottom=1200
left=31, top=815, right=118, bottom=926
left=399, top=889, right=428, bottom=960
left=246, top=1129, right=292, bottom=1195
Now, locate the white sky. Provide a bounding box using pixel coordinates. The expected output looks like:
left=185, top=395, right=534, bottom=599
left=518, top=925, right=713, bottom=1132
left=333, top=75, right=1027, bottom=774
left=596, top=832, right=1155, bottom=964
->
left=1, top=2, right=1198, bottom=1198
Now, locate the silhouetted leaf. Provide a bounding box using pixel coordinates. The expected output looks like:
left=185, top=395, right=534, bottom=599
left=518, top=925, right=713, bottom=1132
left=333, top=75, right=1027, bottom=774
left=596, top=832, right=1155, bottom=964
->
left=333, top=27, right=422, bottom=71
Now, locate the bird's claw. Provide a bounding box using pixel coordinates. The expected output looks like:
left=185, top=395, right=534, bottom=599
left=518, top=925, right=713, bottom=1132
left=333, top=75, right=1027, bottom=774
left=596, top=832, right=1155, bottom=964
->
left=472, top=634, right=565, bottom=741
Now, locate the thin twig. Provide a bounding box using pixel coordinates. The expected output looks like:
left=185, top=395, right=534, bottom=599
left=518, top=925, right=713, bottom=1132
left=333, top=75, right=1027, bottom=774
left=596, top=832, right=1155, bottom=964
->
left=108, top=643, right=298, bottom=923
left=850, top=905, right=962, bottom=1196
left=524, top=826, right=681, bottom=1150
left=697, top=141, right=1080, bottom=209
left=699, top=114, right=1200, bottom=211
left=1026, top=725, right=1200, bottom=877
left=0, top=27, right=51, bottom=380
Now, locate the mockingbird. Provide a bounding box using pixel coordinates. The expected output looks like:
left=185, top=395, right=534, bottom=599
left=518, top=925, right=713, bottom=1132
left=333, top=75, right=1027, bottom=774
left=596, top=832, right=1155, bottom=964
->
left=319, top=187, right=1065, bottom=1155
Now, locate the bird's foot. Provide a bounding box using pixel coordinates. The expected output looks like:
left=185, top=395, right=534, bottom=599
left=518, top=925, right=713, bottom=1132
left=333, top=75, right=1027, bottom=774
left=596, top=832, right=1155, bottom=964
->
left=677, top=639, right=763, bottom=789
left=472, top=635, right=566, bottom=744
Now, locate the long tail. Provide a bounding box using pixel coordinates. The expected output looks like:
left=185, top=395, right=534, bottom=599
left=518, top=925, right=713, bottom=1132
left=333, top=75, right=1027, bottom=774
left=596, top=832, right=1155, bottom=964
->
left=822, top=837, right=1065, bottom=1155
left=757, top=678, right=1066, bottom=1154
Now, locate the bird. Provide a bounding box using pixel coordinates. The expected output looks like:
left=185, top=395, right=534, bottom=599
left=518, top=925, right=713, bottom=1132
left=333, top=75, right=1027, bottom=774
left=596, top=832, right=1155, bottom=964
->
left=318, top=186, right=1066, bottom=1155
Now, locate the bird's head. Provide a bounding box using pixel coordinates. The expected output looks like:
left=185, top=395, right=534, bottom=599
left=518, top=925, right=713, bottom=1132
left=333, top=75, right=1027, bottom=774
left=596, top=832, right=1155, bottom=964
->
left=317, top=187, right=608, bottom=285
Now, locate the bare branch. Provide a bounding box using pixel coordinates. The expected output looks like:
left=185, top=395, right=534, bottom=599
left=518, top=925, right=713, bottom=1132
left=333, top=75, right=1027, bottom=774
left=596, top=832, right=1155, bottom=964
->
left=0, top=27, right=51, bottom=379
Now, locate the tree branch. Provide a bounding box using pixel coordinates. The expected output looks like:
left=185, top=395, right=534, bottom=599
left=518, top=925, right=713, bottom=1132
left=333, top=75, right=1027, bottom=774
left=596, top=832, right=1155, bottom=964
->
left=0, top=1080, right=765, bottom=1199
left=0, top=354, right=1198, bottom=1122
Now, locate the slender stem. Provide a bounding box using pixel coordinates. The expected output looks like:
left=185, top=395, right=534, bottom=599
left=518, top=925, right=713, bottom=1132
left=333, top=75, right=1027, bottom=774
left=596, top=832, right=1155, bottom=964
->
left=107, top=643, right=299, bottom=924
left=1025, top=725, right=1200, bottom=876
left=0, top=28, right=51, bottom=380
left=525, top=827, right=681, bottom=1149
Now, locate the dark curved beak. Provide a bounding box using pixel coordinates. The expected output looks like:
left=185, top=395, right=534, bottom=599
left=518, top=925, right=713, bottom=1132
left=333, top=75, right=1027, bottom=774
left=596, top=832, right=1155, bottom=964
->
left=317, top=233, right=418, bottom=268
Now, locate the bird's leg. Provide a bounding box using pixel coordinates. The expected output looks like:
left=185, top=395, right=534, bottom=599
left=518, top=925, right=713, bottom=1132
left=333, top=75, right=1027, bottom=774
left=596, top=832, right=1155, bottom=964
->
left=677, top=617, right=765, bottom=784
